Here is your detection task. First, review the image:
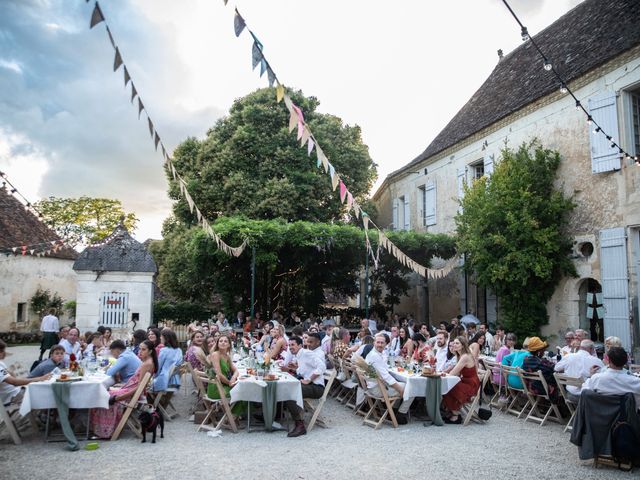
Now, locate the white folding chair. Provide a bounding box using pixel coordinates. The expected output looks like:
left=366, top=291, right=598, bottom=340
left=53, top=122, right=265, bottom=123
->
left=553, top=372, right=583, bottom=432
left=305, top=369, right=337, bottom=431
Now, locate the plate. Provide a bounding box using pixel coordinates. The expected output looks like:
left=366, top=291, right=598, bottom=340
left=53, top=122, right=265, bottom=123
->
left=56, top=377, right=82, bottom=383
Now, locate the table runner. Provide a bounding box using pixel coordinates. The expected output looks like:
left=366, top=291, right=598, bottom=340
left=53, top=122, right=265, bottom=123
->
left=51, top=382, right=80, bottom=451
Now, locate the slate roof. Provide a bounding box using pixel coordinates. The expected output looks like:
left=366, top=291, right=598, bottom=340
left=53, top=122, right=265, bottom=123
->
left=0, top=186, right=77, bottom=260
left=73, top=223, right=157, bottom=273
left=387, top=0, right=640, bottom=181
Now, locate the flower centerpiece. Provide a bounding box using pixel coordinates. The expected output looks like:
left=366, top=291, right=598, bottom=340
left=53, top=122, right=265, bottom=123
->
left=68, top=353, right=78, bottom=374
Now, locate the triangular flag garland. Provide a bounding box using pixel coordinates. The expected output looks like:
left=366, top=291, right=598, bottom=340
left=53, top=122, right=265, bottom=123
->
left=227, top=5, right=458, bottom=279
left=86, top=0, right=247, bottom=258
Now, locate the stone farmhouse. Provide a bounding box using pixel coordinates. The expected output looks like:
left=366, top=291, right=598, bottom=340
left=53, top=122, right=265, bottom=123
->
left=373, top=0, right=640, bottom=351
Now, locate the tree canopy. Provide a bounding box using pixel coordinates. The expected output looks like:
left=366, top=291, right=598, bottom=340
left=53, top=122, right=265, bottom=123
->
left=455, top=141, right=576, bottom=339
left=167, top=88, right=377, bottom=224
left=35, top=196, right=138, bottom=247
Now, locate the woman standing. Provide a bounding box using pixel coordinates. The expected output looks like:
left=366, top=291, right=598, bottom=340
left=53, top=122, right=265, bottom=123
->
left=91, top=340, right=157, bottom=438
left=207, top=335, right=246, bottom=416
left=442, top=336, right=480, bottom=424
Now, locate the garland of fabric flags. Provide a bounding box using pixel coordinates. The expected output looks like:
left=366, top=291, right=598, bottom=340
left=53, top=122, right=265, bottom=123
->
left=87, top=1, right=247, bottom=258
left=230, top=6, right=459, bottom=279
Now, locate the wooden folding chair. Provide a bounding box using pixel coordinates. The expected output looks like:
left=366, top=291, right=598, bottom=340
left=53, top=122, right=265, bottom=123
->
left=480, top=358, right=505, bottom=409
left=186, top=363, right=211, bottom=416
left=353, top=367, right=376, bottom=417
left=461, top=369, right=490, bottom=426
left=501, top=364, right=531, bottom=418
left=151, top=364, right=181, bottom=422
left=355, top=369, right=400, bottom=429
left=518, top=368, right=562, bottom=426
left=111, top=371, right=152, bottom=440
left=196, top=376, right=237, bottom=434
left=304, top=369, right=337, bottom=432
left=553, top=372, right=583, bottom=433
left=337, top=359, right=359, bottom=409
left=0, top=401, right=22, bottom=445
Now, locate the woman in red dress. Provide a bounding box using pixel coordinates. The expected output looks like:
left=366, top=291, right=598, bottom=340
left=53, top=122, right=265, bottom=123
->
left=441, top=336, right=480, bottom=424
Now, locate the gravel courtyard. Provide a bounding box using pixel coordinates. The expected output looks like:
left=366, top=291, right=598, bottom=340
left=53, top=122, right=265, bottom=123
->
left=0, top=345, right=631, bottom=480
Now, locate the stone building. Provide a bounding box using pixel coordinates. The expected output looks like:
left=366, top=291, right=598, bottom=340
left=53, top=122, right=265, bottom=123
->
left=0, top=185, right=77, bottom=332
left=73, top=223, right=157, bottom=334
left=373, top=0, right=640, bottom=351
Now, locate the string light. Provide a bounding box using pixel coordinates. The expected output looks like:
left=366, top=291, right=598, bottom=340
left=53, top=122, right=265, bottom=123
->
left=502, top=0, right=637, bottom=165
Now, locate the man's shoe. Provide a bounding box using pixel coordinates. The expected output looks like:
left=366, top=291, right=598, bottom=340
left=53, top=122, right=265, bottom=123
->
left=287, top=420, right=307, bottom=437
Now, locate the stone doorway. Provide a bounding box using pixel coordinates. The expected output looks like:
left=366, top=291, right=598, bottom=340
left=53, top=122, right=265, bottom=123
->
left=578, top=278, right=604, bottom=343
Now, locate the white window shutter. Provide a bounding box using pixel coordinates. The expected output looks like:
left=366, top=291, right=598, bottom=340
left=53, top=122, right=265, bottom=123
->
left=484, top=153, right=494, bottom=176
left=392, top=198, right=399, bottom=231
left=599, top=227, right=631, bottom=350
left=403, top=195, right=410, bottom=231
left=425, top=180, right=436, bottom=226
left=588, top=92, right=620, bottom=173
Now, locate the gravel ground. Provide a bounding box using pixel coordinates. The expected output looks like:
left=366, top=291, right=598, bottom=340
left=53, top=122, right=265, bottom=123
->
left=0, top=345, right=632, bottom=480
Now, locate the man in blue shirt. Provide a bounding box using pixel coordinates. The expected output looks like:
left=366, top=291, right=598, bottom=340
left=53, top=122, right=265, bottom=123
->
left=107, top=340, right=141, bottom=384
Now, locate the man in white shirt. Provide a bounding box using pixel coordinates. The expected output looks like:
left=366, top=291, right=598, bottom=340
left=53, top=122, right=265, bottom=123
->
left=387, top=326, right=401, bottom=357
left=284, top=336, right=326, bottom=437
left=559, top=331, right=576, bottom=356
left=554, top=339, right=604, bottom=397
left=361, top=318, right=377, bottom=336
left=434, top=331, right=449, bottom=372
left=366, top=335, right=411, bottom=420
left=0, top=340, right=51, bottom=406
left=39, top=308, right=60, bottom=361
left=479, top=323, right=494, bottom=351
left=59, top=327, right=82, bottom=365
left=581, top=347, right=640, bottom=406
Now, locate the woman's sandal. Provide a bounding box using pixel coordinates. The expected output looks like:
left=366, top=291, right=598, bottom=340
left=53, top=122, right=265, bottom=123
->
left=443, top=415, right=462, bottom=424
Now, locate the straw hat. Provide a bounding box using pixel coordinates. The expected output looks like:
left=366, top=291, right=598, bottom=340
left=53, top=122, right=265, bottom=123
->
left=526, top=336, right=548, bottom=352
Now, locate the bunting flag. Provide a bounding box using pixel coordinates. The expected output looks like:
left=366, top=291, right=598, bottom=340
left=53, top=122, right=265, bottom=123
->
left=86, top=4, right=248, bottom=259
left=307, top=138, right=315, bottom=157
left=339, top=181, right=347, bottom=203
left=276, top=84, right=284, bottom=103
left=234, top=9, right=246, bottom=37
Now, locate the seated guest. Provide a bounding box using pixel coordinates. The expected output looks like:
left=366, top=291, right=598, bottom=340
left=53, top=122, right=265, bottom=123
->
left=493, top=333, right=516, bottom=384
left=130, top=329, right=147, bottom=356
left=442, top=336, right=480, bottom=424
left=321, top=322, right=335, bottom=354
left=442, top=341, right=458, bottom=374
left=58, top=325, right=70, bottom=342
left=411, top=333, right=431, bottom=362
left=582, top=347, right=640, bottom=406
left=153, top=329, right=183, bottom=392
left=398, top=327, right=413, bottom=358
left=107, top=340, right=142, bottom=384
left=469, top=332, right=487, bottom=359
left=501, top=337, right=532, bottom=389
left=29, top=345, right=66, bottom=377
left=91, top=340, right=157, bottom=439
left=554, top=339, right=604, bottom=399
left=491, top=325, right=506, bottom=352
left=433, top=330, right=449, bottom=372
left=479, top=323, right=493, bottom=350
left=268, top=325, right=288, bottom=361
left=521, top=337, right=559, bottom=402
left=604, top=336, right=622, bottom=353
left=215, top=311, right=232, bottom=332
left=284, top=336, right=326, bottom=437
left=82, top=334, right=102, bottom=361
left=207, top=334, right=246, bottom=416
left=99, top=326, right=113, bottom=351
left=147, top=328, right=164, bottom=356
left=348, top=335, right=373, bottom=359
left=59, top=327, right=82, bottom=364
left=388, top=326, right=401, bottom=355
left=0, top=339, right=51, bottom=404
left=184, top=331, right=207, bottom=371
left=560, top=331, right=576, bottom=356
left=331, top=328, right=351, bottom=359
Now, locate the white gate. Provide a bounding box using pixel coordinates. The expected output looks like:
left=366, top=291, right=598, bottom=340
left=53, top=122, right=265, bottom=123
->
left=599, top=228, right=631, bottom=350
left=100, top=292, right=129, bottom=327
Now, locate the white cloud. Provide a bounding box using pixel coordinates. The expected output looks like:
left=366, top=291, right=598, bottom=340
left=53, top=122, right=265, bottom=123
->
left=0, top=59, right=22, bottom=74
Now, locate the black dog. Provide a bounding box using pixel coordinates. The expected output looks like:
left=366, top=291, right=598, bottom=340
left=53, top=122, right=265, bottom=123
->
left=138, top=404, right=164, bottom=443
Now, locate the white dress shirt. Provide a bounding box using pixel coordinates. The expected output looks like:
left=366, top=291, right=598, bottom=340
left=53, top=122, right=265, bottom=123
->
left=581, top=368, right=640, bottom=406
left=365, top=349, right=397, bottom=386
left=295, top=348, right=325, bottom=386
left=554, top=349, right=605, bottom=395
left=388, top=337, right=401, bottom=356
left=40, top=314, right=59, bottom=332
left=59, top=338, right=82, bottom=363
left=435, top=346, right=449, bottom=372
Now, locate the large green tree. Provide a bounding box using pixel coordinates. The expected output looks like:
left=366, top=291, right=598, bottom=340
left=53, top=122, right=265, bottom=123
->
left=455, top=141, right=576, bottom=339
left=167, top=88, right=377, bottom=224
left=35, top=196, right=138, bottom=247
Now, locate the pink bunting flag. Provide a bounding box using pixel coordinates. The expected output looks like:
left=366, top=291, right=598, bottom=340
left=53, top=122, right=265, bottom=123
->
left=288, top=109, right=298, bottom=133
left=339, top=181, right=347, bottom=203
left=292, top=105, right=305, bottom=140
left=346, top=192, right=353, bottom=211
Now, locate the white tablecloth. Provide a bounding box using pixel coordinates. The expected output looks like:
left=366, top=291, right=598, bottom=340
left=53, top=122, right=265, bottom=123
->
left=19, top=374, right=111, bottom=416
left=230, top=372, right=303, bottom=408
left=389, top=369, right=461, bottom=402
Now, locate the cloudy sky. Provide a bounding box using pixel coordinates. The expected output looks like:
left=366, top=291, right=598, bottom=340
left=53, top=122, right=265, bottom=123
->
left=0, top=0, right=582, bottom=241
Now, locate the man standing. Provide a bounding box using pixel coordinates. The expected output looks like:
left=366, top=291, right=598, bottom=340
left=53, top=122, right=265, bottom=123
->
left=284, top=336, right=326, bottom=437
left=554, top=340, right=604, bottom=399
left=39, top=308, right=59, bottom=361
left=59, top=327, right=82, bottom=364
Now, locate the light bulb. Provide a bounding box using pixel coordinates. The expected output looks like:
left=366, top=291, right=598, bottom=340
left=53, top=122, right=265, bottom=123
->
left=587, top=115, right=592, bottom=125
left=521, top=27, right=530, bottom=42
left=543, top=61, right=552, bottom=71
left=560, top=84, right=568, bottom=94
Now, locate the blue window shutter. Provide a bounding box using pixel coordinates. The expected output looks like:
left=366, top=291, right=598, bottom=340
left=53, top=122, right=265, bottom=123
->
left=599, top=227, right=631, bottom=350
left=425, top=180, right=436, bottom=226
left=588, top=92, right=620, bottom=173
left=392, top=198, right=398, bottom=231
left=484, top=153, right=494, bottom=176
left=403, top=195, right=410, bottom=231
